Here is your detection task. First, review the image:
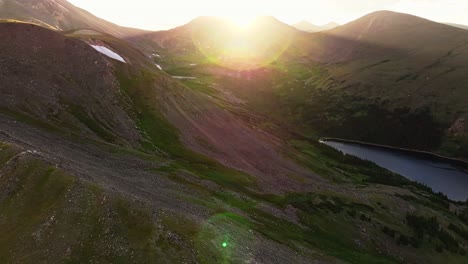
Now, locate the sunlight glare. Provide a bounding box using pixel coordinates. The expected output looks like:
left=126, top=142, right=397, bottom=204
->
left=226, top=14, right=256, bottom=29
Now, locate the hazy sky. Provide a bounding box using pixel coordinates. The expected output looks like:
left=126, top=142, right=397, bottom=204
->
left=67, top=0, right=468, bottom=30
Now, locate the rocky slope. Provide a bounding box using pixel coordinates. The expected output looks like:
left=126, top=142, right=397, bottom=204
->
left=0, top=22, right=140, bottom=145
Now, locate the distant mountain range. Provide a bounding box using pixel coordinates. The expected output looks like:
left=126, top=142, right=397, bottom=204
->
left=293, top=20, right=339, bottom=32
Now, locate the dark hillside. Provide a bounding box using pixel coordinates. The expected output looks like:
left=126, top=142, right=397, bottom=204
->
left=0, top=22, right=140, bottom=144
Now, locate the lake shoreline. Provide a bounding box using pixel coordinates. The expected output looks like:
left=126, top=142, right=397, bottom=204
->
left=320, top=137, right=468, bottom=167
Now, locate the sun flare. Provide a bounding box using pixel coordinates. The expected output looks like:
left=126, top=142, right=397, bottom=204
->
left=225, top=14, right=256, bottom=29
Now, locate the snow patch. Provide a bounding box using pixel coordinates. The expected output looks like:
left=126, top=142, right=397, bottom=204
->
left=26, top=150, right=41, bottom=155
left=155, top=63, right=163, bottom=70
left=90, top=45, right=126, bottom=63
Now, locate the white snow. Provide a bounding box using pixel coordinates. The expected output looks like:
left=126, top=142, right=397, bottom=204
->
left=155, top=63, right=163, bottom=70
left=26, top=150, right=41, bottom=155
left=90, top=45, right=126, bottom=63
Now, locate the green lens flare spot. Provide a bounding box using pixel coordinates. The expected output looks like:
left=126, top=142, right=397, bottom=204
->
left=222, top=242, right=228, bottom=248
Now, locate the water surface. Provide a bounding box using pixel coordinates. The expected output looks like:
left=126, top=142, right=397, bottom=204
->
left=322, top=140, right=468, bottom=201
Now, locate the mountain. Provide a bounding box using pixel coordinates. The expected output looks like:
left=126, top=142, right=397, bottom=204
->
left=293, top=20, right=339, bottom=32
left=2, top=3, right=468, bottom=264
left=151, top=10, right=468, bottom=159
left=445, top=22, right=468, bottom=30
left=303, top=11, right=468, bottom=155
left=144, top=16, right=306, bottom=69
left=312, top=11, right=468, bottom=62
left=249, top=11, right=468, bottom=156
left=0, top=0, right=145, bottom=37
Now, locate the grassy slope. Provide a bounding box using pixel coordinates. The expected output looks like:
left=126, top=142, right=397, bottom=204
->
left=162, top=54, right=468, bottom=159
left=0, top=143, right=199, bottom=263
left=119, top=54, right=468, bottom=262
left=2, top=59, right=468, bottom=262
left=302, top=12, right=468, bottom=157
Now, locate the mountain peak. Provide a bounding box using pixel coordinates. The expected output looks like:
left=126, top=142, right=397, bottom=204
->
left=329, top=10, right=439, bottom=37
left=180, top=15, right=296, bottom=34
left=293, top=20, right=339, bottom=32
left=355, top=10, right=433, bottom=25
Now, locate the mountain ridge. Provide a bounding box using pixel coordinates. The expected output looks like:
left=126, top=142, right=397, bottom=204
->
left=293, top=20, right=339, bottom=32
left=445, top=22, right=468, bottom=30
left=0, top=0, right=147, bottom=37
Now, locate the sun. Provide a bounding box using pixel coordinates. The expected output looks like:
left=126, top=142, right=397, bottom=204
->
left=225, top=14, right=256, bottom=29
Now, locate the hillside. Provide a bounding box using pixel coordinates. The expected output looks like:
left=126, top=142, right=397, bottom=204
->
left=0, top=21, right=322, bottom=262
left=304, top=11, right=468, bottom=156
left=0, top=22, right=142, bottom=145
left=2, top=5, right=468, bottom=264
left=144, top=16, right=308, bottom=69
left=154, top=11, right=468, bottom=159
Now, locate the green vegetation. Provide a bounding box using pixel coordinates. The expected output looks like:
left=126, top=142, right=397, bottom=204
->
left=380, top=213, right=466, bottom=255
left=0, top=144, right=198, bottom=263
left=448, top=223, right=468, bottom=241
left=264, top=61, right=447, bottom=151
left=291, top=139, right=440, bottom=193
left=68, top=104, right=117, bottom=142
left=106, top=45, right=468, bottom=263
left=160, top=41, right=468, bottom=159
left=284, top=193, right=374, bottom=215
left=405, top=213, right=465, bottom=254
left=0, top=106, right=64, bottom=134
left=116, top=67, right=255, bottom=190
left=108, top=66, right=413, bottom=261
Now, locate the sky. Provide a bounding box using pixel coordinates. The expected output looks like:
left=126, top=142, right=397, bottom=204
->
left=67, top=0, right=468, bottom=30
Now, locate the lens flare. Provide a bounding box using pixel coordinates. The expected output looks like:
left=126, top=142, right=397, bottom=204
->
left=226, top=15, right=256, bottom=29
left=195, top=213, right=255, bottom=262
left=191, top=17, right=294, bottom=70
